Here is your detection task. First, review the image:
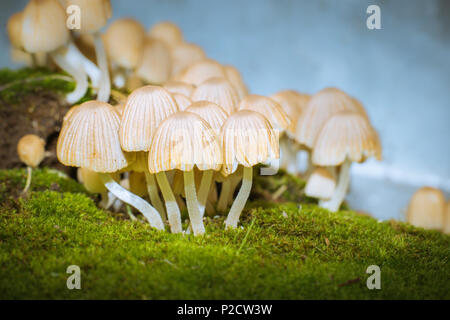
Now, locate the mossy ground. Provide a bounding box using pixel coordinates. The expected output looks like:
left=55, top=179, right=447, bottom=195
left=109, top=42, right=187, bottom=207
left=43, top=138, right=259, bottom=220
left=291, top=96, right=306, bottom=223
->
left=0, top=168, right=448, bottom=300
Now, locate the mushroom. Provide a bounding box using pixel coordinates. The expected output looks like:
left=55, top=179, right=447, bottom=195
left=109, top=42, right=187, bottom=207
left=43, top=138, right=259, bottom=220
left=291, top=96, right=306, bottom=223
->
left=148, top=21, right=183, bottom=49
left=148, top=112, right=222, bottom=236
left=135, top=37, right=172, bottom=85
left=304, top=167, right=336, bottom=200
left=312, top=111, right=382, bottom=212
left=224, top=65, right=248, bottom=100
left=177, top=59, right=227, bottom=86
left=406, top=187, right=446, bottom=231
left=170, top=42, right=206, bottom=76
left=191, top=77, right=240, bottom=115
left=17, top=134, right=46, bottom=193
left=221, top=110, right=279, bottom=229
left=172, top=93, right=193, bottom=111
left=163, top=80, right=196, bottom=97
left=7, top=11, right=37, bottom=67
left=57, top=100, right=164, bottom=230
left=119, top=86, right=179, bottom=219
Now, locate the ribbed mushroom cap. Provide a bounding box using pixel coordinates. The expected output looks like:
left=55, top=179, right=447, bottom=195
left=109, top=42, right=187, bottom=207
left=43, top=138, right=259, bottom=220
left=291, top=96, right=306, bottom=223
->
left=295, top=87, right=362, bottom=148
left=171, top=42, right=206, bottom=76
left=221, top=110, right=279, bottom=176
left=57, top=101, right=133, bottom=172
left=8, top=12, right=24, bottom=49
left=164, top=80, right=195, bottom=97
left=407, top=187, right=446, bottom=231
left=305, top=167, right=336, bottom=200
left=312, top=111, right=381, bottom=167
left=65, top=0, right=112, bottom=33
left=172, top=93, right=192, bottom=111
left=120, top=85, right=179, bottom=152
left=185, top=101, right=228, bottom=136
left=191, top=77, right=239, bottom=115
left=444, top=202, right=450, bottom=234
left=136, top=37, right=172, bottom=85
left=270, top=90, right=310, bottom=136
left=224, top=65, right=248, bottom=100
left=17, top=134, right=46, bottom=168
left=178, top=59, right=226, bottom=86
left=148, top=21, right=183, bottom=48
left=238, top=94, right=290, bottom=132
left=148, top=112, right=222, bottom=173
left=22, top=0, right=69, bottom=53
left=77, top=167, right=119, bottom=194
left=129, top=171, right=147, bottom=197
left=103, top=18, right=146, bottom=69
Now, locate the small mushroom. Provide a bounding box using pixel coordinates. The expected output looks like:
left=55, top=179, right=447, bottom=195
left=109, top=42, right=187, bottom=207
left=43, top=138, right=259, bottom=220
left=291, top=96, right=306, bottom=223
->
left=135, top=37, right=172, bottom=85
left=170, top=42, right=206, bottom=76
left=148, top=21, right=183, bottom=49
left=17, top=134, right=46, bottom=193
left=406, top=187, right=446, bottom=231
left=191, top=77, right=240, bottom=115
left=305, top=167, right=336, bottom=200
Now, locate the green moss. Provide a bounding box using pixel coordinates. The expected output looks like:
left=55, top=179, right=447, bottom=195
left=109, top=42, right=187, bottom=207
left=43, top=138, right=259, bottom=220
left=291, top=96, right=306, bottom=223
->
left=0, top=168, right=449, bottom=299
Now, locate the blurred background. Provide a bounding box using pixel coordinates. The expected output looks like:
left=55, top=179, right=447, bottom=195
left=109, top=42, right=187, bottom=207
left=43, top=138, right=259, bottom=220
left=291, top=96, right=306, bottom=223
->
left=0, top=0, right=449, bottom=220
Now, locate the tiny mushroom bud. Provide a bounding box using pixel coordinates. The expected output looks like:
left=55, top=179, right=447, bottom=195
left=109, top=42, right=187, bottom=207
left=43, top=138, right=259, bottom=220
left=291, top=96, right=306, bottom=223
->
left=191, top=77, right=240, bottom=115
left=305, top=167, right=336, bottom=200
left=17, top=134, right=46, bottom=193
left=406, top=187, right=446, bottom=231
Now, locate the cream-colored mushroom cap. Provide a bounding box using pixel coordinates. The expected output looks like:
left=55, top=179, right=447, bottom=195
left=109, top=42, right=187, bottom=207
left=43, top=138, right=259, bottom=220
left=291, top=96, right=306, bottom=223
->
left=57, top=101, right=133, bottom=172
left=8, top=12, right=24, bottom=49
left=178, top=59, right=227, bottom=86
left=312, top=111, right=381, bottom=167
left=305, top=167, right=336, bottom=200
left=191, top=77, right=239, bottom=115
left=185, top=101, right=228, bottom=136
left=136, top=37, right=172, bottom=85
left=224, top=65, right=248, bottom=100
left=221, top=110, right=279, bottom=176
left=407, top=187, right=446, bottom=231
left=270, top=90, right=310, bottom=136
left=120, top=85, right=179, bottom=152
left=17, top=134, right=46, bottom=168
left=103, top=18, right=146, bottom=69
left=148, top=21, right=183, bottom=48
left=295, top=87, right=363, bottom=149
left=21, top=0, right=69, bottom=53
left=171, top=42, right=206, bottom=76
left=164, top=80, right=195, bottom=97
left=64, top=0, right=112, bottom=33
left=172, top=93, right=192, bottom=111
left=148, top=112, right=222, bottom=173
left=238, top=94, right=290, bottom=132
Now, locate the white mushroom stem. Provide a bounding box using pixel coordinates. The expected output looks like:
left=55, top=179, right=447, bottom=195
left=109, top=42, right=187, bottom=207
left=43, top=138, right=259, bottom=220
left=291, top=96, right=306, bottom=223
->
left=225, top=166, right=253, bottom=229
left=99, top=191, right=116, bottom=210
left=184, top=170, right=205, bottom=236
left=156, top=171, right=182, bottom=233
left=64, top=42, right=101, bottom=88
left=22, top=166, right=32, bottom=194
left=93, top=33, right=111, bottom=102
left=217, top=179, right=231, bottom=213
left=319, top=158, right=351, bottom=212
left=145, top=172, right=167, bottom=220
left=51, top=50, right=88, bottom=104
left=227, top=176, right=242, bottom=207
left=99, top=173, right=164, bottom=230
left=198, top=170, right=213, bottom=218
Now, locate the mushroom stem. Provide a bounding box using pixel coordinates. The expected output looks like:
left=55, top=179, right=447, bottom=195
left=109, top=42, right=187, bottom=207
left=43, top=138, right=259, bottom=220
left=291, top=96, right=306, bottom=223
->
left=184, top=170, right=205, bottom=236
left=217, top=179, right=232, bottom=213
left=144, top=172, right=167, bottom=220
left=51, top=50, right=88, bottom=104
left=22, top=166, right=32, bottom=194
left=198, top=170, right=213, bottom=218
left=99, top=173, right=164, bottom=230
left=93, top=33, right=111, bottom=102
left=156, top=171, right=182, bottom=233
left=227, top=176, right=242, bottom=207
left=319, top=158, right=351, bottom=212
left=126, top=204, right=137, bottom=221
left=225, top=166, right=253, bottom=229
left=65, top=42, right=101, bottom=88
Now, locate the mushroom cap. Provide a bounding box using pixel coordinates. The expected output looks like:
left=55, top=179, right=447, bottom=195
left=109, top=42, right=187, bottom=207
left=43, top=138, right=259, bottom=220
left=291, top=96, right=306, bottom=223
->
left=304, top=167, right=336, bottom=200
left=163, top=80, right=195, bottom=97
left=238, top=94, right=290, bottom=132
left=312, top=111, right=382, bottom=167
left=17, top=134, right=46, bottom=168
left=295, top=87, right=363, bottom=148
left=64, top=0, right=112, bottom=33
left=224, top=65, right=248, bottom=100
left=221, top=110, right=279, bottom=176
left=172, top=93, right=192, bottom=111
left=77, top=167, right=118, bottom=194
left=171, top=42, right=206, bottom=76
left=120, top=85, right=179, bottom=152
left=7, top=11, right=24, bottom=49
left=148, top=112, right=222, bottom=173
left=57, top=101, right=133, bottom=172
left=148, top=21, right=183, bottom=48
left=129, top=171, right=147, bottom=197
left=136, top=37, right=172, bottom=85
left=22, top=0, right=69, bottom=53
left=270, top=90, right=310, bottom=136
left=407, top=187, right=446, bottom=231
left=103, top=18, right=146, bottom=69
left=191, top=77, right=240, bottom=115
left=178, top=59, right=226, bottom=86
left=185, top=101, right=228, bottom=136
